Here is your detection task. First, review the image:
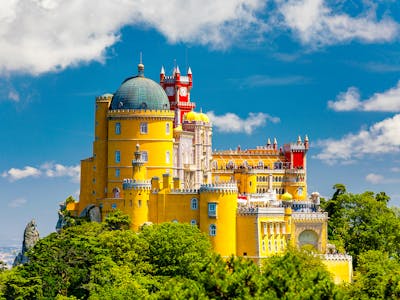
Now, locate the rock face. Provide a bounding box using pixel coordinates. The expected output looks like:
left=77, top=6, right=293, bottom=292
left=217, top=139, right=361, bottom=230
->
left=13, top=220, right=40, bottom=266
left=79, top=204, right=101, bottom=223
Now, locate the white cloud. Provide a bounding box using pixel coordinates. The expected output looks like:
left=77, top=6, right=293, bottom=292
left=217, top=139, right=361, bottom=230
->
left=329, top=81, right=400, bottom=112
left=276, top=0, right=399, bottom=47
left=8, top=197, right=27, bottom=208
left=315, top=114, right=400, bottom=164
left=1, top=166, right=41, bottom=181
left=207, top=111, right=279, bottom=134
left=0, top=0, right=267, bottom=75
left=365, top=173, right=384, bottom=184
left=2, top=162, right=80, bottom=182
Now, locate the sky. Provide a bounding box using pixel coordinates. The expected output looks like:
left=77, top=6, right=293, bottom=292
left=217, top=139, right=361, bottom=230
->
left=1, top=0, right=400, bottom=247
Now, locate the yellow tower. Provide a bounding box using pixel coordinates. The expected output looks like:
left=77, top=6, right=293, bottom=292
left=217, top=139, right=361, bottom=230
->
left=199, top=182, right=238, bottom=257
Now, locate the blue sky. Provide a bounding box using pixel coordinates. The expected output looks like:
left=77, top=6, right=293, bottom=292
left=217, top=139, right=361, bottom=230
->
left=1, top=0, right=400, bottom=246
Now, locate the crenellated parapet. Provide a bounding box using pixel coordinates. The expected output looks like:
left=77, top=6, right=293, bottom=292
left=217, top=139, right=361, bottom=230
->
left=108, top=109, right=174, bottom=120
left=122, top=179, right=151, bottom=190
left=292, top=212, right=328, bottom=221
left=199, top=182, right=238, bottom=193
left=320, top=254, right=353, bottom=262
left=169, top=189, right=199, bottom=194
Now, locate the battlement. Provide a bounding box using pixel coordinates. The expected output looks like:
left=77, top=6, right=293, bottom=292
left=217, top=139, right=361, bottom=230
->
left=237, top=205, right=284, bottom=215
left=169, top=189, right=199, bottom=194
left=96, top=94, right=113, bottom=101
left=320, top=254, right=353, bottom=262
left=108, top=109, right=175, bottom=118
left=199, top=182, right=238, bottom=193
left=291, top=212, right=328, bottom=221
left=122, top=179, right=151, bottom=190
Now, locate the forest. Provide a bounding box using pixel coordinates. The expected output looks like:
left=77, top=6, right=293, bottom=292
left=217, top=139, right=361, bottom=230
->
left=1, top=185, right=400, bottom=299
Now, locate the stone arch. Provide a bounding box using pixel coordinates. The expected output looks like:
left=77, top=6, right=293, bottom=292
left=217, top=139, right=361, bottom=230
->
left=298, top=230, right=318, bottom=250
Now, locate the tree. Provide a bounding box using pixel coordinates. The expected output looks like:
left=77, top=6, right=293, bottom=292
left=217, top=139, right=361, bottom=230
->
left=345, top=250, right=400, bottom=299
left=260, top=249, right=339, bottom=300
left=324, top=190, right=400, bottom=265
left=104, top=209, right=131, bottom=230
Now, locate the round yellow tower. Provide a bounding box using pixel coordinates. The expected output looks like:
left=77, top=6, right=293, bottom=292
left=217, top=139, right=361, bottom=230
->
left=199, top=182, right=238, bottom=257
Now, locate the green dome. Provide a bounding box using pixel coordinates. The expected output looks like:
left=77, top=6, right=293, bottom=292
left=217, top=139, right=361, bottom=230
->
left=110, top=74, right=170, bottom=110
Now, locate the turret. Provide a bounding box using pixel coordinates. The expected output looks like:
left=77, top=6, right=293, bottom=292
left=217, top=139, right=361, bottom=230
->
left=175, top=65, right=181, bottom=81
left=267, top=138, right=271, bottom=147
left=188, top=66, right=192, bottom=83
left=273, top=137, right=278, bottom=150
left=297, top=135, right=302, bottom=145
left=160, top=66, right=165, bottom=82
left=304, top=135, right=309, bottom=150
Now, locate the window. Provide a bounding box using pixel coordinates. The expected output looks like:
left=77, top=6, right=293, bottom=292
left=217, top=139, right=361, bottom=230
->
left=115, top=168, right=120, bottom=178
left=140, top=122, right=148, bottom=134
left=115, top=122, right=121, bottom=134
left=141, top=151, right=148, bottom=162
left=190, top=219, right=197, bottom=226
left=111, top=203, right=117, bottom=209
left=166, top=122, right=170, bottom=135
left=172, top=219, right=178, bottom=223
left=208, top=202, right=217, bottom=217
left=209, top=224, right=216, bottom=236
left=191, top=198, right=198, bottom=210
left=297, top=187, right=303, bottom=196
left=138, top=200, right=142, bottom=208
left=166, top=151, right=170, bottom=164
left=115, top=150, right=120, bottom=163
left=112, top=187, right=120, bottom=198
left=262, top=240, right=266, bottom=252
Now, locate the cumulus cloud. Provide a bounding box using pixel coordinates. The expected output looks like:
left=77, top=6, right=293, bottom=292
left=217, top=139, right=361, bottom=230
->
left=276, top=0, right=399, bottom=47
left=0, top=0, right=266, bottom=75
left=365, top=173, right=384, bottom=184
left=315, top=114, right=400, bottom=164
left=1, top=166, right=41, bottom=182
left=2, top=162, right=80, bottom=182
left=8, top=197, right=27, bottom=208
left=207, top=111, right=280, bottom=134
left=329, top=81, right=400, bottom=112
left=1, top=1, right=399, bottom=75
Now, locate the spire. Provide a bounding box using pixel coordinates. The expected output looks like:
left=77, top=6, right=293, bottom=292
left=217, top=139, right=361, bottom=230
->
left=137, top=52, right=144, bottom=77
left=273, top=137, right=278, bottom=150
left=160, top=66, right=165, bottom=74
left=304, top=134, right=309, bottom=142
left=187, top=66, right=192, bottom=74
left=267, top=138, right=271, bottom=146
left=297, top=135, right=302, bottom=144
left=176, top=65, right=180, bottom=74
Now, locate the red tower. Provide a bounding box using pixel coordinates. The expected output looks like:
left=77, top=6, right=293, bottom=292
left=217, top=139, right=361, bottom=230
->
left=160, top=65, right=195, bottom=126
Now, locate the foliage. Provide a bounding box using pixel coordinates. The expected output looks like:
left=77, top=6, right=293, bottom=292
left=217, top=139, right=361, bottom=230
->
left=104, top=209, right=131, bottom=230
left=322, top=187, right=400, bottom=265
left=260, top=249, right=339, bottom=300
left=344, top=250, right=400, bottom=299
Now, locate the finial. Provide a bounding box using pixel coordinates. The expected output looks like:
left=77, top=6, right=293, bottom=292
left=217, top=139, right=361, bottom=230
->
left=176, top=65, right=180, bottom=74
left=187, top=66, right=192, bottom=75
left=160, top=66, right=165, bottom=74
left=267, top=138, right=271, bottom=145
left=273, top=137, right=277, bottom=144
left=304, top=134, right=309, bottom=142
left=138, top=52, right=144, bottom=77
left=136, top=143, right=140, bottom=151
left=297, top=135, right=302, bottom=142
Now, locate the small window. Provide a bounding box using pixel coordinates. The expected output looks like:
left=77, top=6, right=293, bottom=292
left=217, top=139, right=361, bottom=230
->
left=141, top=151, right=148, bottom=162
left=262, top=240, right=266, bottom=252
left=166, top=151, right=170, bottom=164
left=190, top=219, right=197, bottom=226
left=115, top=150, right=120, bottom=163
left=166, top=122, right=170, bottom=135
left=115, top=122, right=121, bottom=135
left=140, top=122, right=148, bottom=134
left=172, top=219, right=178, bottom=223
left=191, top=198, right=198, bottom=210
left=111, top=203, right=117, bottom=209
left=138, top=200, right=142, bottom=207
left=112, top=187, right=120, bottom=198
left=209, top=224, right=216, bottom=236
left=208, top=203, right=217, bottom=217
left=297, top=187, right=303, bottom=196
left=115, top=168, right=120, bottom=178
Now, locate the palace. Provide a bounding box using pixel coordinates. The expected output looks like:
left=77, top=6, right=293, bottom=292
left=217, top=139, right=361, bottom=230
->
left=68, top=61, right=352, bottom=283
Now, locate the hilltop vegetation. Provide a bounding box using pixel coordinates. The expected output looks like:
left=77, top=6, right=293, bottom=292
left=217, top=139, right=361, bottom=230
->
left=0, top=186, right=400, bottom=299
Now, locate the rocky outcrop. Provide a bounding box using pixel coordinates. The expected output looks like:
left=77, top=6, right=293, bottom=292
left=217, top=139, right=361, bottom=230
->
left=79, top=204, right=101, bottom=223
left=13, top=220, right=40, bottom=266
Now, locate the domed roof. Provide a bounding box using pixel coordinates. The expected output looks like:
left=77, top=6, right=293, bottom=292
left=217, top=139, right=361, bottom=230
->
left=184, top=111, right=197, bottom=121
left=281, top=192, right=293, bottom=201
left=110, top=64, right=170, bottom=110
left=200, top=113, right=209, bottom=123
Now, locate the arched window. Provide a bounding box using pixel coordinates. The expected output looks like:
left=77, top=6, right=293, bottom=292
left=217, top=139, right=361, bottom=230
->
left=209, top=224, right=216, bottom=236
left=112, top=187, right=120, bottom=198
left=191, top=198, right=198, bottom=210
left=190, top=219, right=197, bottom=226
left=166, top=151, right=170, bottom=164
left=166, top=122, right=170, bottom=135
left=212, top=160, right=218, bottom=170
left=115, top=122, right=121, bottom=135
left=258, top=160, right=264, bottom=168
